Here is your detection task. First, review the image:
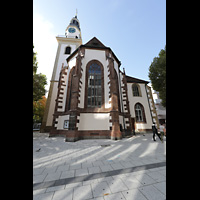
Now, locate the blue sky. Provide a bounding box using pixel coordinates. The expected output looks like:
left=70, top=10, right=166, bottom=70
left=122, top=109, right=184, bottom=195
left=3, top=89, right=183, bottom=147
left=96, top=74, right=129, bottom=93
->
left=33, top=0, right=166, bottom=95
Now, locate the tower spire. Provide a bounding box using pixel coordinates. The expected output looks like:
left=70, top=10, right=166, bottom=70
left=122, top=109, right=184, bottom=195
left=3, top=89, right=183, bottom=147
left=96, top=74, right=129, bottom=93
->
left=75, top=9, right=78, bottom=17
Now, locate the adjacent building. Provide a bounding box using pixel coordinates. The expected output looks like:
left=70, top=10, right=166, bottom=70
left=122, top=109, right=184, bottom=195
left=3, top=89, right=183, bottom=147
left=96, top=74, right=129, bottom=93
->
left=149, top=84, right=166, bottom=125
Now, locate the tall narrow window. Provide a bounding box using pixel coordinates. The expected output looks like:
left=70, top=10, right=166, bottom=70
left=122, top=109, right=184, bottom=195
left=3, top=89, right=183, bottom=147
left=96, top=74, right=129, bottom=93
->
left=135, top=103, right=146, bottom=123
left=87, top=63, right=102, bottom=107
left=132, top=84, right=140, bottom=96
left=65, top=46, right=71, bottom=54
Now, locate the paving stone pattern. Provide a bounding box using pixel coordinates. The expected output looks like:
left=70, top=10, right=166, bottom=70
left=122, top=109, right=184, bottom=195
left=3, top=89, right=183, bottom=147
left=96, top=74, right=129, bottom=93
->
left=33, top=132, right=166, bottom=200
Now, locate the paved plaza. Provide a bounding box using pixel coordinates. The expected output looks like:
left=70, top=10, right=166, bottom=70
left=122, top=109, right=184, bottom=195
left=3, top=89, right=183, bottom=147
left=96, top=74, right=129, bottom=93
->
left=33, top=132, right=166, bottom=200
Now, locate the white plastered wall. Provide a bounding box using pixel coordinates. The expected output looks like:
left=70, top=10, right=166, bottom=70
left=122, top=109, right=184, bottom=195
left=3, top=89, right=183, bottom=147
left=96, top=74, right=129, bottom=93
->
left=53, top=48, right=120, bottom=130
left=127, top=83, right=152, bottom=130
left=46, top=82, right=58, bottom=126
left=55, top=44, right=77, bottom=80
left=119, top=115, right=125, bottom=129
left=46, top=41, right=78, bottom=126
left=57, top=68, right=69, bottom=112
left=56, top=115, right=70, bottom=130
left=78, top=113, right=111, bottom=130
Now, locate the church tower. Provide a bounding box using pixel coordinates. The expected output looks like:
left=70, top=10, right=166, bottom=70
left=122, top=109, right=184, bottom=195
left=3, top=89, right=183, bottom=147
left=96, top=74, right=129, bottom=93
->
left=41, top=14, right=82, bottom=132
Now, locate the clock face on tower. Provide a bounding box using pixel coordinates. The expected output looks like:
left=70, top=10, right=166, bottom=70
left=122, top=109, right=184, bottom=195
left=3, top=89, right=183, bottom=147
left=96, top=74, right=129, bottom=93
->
left=68, top=27, right=76, bottom=33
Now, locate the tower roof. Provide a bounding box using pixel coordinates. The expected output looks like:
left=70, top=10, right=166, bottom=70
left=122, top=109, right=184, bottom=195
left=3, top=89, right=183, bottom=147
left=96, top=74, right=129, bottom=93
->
left=69, top=16, right=80, bottom=30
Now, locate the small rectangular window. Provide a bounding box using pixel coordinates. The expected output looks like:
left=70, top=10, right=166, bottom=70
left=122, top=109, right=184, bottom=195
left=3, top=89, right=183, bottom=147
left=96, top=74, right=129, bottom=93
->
left=65, top=46, right=71, bottom=54
left=132, top=84, right=140, bottom=96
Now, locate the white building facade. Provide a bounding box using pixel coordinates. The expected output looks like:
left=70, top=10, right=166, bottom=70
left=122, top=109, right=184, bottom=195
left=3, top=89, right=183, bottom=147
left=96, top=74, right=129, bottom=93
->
left=41, top=15, right=159, bottom=141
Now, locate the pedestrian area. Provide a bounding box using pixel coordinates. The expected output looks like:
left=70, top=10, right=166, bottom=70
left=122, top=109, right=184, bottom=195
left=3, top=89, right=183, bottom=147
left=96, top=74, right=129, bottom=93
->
left=33, top=132, right=166, bottom=200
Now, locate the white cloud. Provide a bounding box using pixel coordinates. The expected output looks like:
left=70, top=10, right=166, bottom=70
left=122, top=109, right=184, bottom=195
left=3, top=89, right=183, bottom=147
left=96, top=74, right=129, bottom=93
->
left=33, top=13, right=57, bottom=96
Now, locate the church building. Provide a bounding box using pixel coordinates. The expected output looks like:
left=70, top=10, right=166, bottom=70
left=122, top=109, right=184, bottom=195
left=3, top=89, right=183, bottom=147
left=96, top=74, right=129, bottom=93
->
left=41, top=14, right=159, bottom=142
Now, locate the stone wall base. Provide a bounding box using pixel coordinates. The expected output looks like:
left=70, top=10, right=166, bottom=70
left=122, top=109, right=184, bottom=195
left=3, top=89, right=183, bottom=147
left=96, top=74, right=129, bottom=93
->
left=136, top=129, right=153, bottom=134
left=40, top=126, right=52, bottom=133
left=49, top=129, right=114, bottom=142
left=49, top=128, right=153, bottom=141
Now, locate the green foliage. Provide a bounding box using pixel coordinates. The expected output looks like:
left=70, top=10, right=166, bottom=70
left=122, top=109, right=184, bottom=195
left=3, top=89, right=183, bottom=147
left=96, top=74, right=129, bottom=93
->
left=33, top=96, right=46, bottom=123
left=33, top=44, right=38, bottom=74
left=148, top=45, right=166, bottom=107
left=33, top=73, right=47, bottom=101
left=33, top=44, right=47, bottom=123
left=33, top=44, right=47, bottom=101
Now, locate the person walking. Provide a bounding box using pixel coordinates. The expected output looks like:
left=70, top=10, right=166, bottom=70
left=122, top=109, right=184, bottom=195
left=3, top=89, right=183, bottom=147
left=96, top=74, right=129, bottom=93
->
left=152, top=123, right=162, bottom=142
left=152, top=123, right=157, bottom=141
left=163, top=123, right=166, bottom=137
left=159, top=123, right=165, bottom=143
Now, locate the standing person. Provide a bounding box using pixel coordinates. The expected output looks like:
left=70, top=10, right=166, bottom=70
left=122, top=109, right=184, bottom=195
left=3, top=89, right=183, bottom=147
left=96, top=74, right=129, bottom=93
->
left=159, top=124, right=164, bottom=143
left=133, top=126, right=136, bottom=136
left=131, top=118, right=136, bottom=136
left=163, top=123, right=166, bottom=137
left=152, top=123, right=162, bottom=142
left=152, top=123, right=157, bottom=141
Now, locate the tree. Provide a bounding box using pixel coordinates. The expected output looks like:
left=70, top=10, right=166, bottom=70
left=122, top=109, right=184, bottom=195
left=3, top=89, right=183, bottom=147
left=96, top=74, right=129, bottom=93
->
left=33, top=73, right=47, bottom=101
left=33, top=96, right=47, bottom=123
left=33, top=45, right=47, bottom=124
left=33, top=44, right=38, bottom=74
left=148, top=45, right=166, bottom=107
left=33, top=44, right=47, bottom=101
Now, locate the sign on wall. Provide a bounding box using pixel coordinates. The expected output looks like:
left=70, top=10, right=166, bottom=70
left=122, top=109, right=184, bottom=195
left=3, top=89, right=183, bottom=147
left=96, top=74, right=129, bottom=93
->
left=63, top=120, right=69, bottom=129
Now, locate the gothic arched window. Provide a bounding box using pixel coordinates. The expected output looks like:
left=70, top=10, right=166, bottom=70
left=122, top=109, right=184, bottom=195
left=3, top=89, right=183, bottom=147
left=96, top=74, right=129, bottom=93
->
left=85, top=60, right=104, bottom=109
left=135, top=103, right=146, bottom=123
left=87, top=63, right=102, bottom=107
